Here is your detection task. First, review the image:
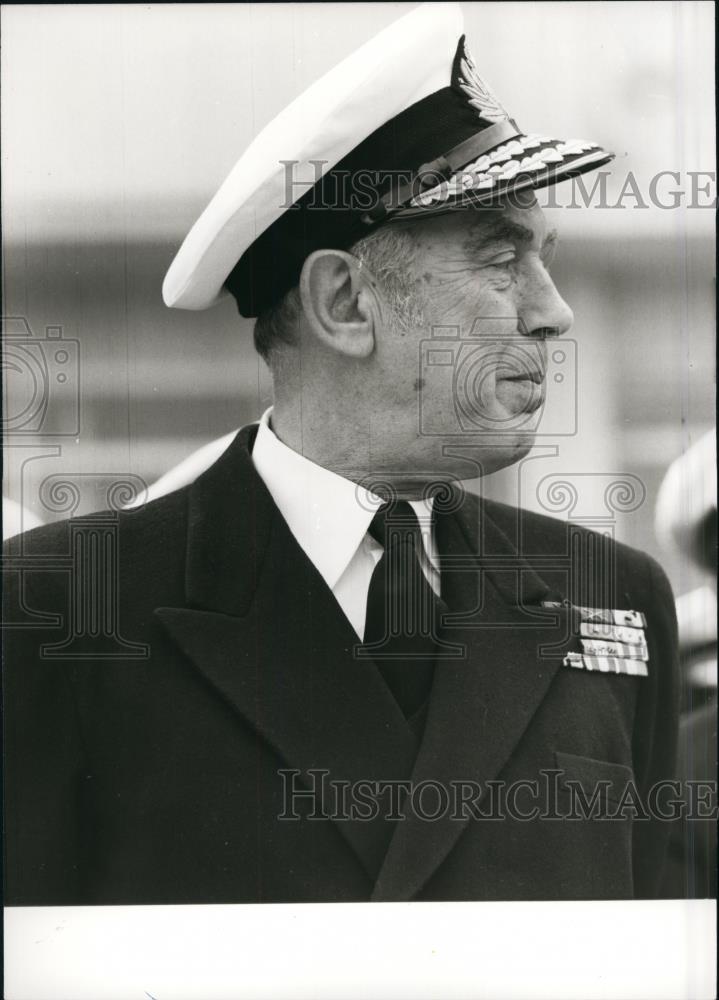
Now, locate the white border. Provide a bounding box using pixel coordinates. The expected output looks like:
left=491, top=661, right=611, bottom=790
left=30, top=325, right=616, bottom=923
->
left=4, top=899, right=717, bottom=999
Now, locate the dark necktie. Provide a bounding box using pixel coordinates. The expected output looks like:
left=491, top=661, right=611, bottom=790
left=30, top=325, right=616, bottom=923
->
left=363, top=501, right=443, bottom=717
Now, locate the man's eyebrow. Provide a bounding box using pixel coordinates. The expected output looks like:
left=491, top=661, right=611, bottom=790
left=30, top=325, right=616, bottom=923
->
left=461, top=218, right=560, bottom=258
left=462, top=217, right=537, bottom=257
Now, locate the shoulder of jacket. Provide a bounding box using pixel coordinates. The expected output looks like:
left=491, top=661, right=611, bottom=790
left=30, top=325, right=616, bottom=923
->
left=3, top=485, right=189, bottom=558
left=478, top=495, right=655, bottom=571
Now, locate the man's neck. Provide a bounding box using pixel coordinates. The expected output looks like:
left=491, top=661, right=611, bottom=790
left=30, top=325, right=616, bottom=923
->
left=269, top=400, right=439, bottom=501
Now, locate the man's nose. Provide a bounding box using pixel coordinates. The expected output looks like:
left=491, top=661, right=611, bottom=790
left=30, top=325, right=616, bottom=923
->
left=519, top=268, right=574, bottom=339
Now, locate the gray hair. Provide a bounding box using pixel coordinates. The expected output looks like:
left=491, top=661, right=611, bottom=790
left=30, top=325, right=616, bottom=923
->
left=252, top=225, right=424, bottom=364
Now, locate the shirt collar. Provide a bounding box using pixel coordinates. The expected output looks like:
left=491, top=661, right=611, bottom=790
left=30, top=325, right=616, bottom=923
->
left=251, top=408, right=436, bottom=589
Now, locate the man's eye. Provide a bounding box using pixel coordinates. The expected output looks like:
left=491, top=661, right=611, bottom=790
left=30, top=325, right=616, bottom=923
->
left=485, top=253, right=516, bottom=269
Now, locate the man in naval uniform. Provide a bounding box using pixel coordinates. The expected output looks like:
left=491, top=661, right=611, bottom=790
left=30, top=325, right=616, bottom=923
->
left=4, top=4, right=679, bottom=904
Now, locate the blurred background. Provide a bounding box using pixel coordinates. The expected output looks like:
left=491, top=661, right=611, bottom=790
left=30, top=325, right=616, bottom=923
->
left=2, top=2, right=715, bottom=584
left=2, top=0, right=716, bottom=897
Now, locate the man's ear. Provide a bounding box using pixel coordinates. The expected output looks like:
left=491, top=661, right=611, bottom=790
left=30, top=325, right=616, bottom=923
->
left=298, top=249, right=376, bottom=358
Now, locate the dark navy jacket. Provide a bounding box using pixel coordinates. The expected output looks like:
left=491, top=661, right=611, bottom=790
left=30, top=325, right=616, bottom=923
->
left=3, top=426, right=679, bottom=904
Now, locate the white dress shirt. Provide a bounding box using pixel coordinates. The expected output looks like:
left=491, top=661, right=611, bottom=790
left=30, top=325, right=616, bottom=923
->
left=252, top=409, right=440, bottom=639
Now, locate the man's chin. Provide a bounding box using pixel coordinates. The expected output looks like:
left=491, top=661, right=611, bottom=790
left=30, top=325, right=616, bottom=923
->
left=372, top=432, right=536, bottom=484
left=429, top=431, right=536, bottom=479
left=361, top=431, right=537, bottom=489
left=487, top=435, right=536, bottom=472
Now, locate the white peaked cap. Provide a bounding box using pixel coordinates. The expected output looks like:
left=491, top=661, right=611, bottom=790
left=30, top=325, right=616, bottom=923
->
left=163, top=3, right=464, bottom=311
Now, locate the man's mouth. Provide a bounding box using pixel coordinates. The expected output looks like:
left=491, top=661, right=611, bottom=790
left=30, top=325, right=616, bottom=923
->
left=497, top=369, right=545, bottom=385
left=494, top=368, right=546, bottom=416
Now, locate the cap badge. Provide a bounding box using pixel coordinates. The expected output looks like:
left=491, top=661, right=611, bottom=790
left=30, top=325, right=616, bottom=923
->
left=453, top=36, right=510, bottom=124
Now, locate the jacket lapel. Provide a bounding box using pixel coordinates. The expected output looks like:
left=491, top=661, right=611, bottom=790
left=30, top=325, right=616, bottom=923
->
left=154, top=426, right=420, bottom=881
left=372, top=492, right=569, bottom=901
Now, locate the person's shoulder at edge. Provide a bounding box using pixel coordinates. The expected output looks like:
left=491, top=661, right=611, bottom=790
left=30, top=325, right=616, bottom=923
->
left=2, top=427, right=250, bottom=560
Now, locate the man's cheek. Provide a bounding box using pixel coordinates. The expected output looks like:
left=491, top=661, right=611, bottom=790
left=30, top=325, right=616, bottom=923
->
left=430, top=276, right=490, bottom=328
